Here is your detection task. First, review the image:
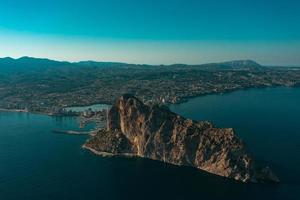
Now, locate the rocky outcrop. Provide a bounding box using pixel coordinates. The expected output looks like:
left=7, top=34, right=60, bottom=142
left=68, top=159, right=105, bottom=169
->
left=84, top=94, right=279, bottom=183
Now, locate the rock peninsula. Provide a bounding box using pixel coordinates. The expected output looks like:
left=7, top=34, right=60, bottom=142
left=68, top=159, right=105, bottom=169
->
left=83, top=94, right=279, bottom=183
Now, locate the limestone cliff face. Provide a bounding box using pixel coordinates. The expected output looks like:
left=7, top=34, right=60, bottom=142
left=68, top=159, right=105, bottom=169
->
left=85, top=94, right=279, bottom=183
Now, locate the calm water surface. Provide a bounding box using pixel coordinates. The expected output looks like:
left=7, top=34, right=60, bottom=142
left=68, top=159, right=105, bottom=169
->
left=65, top=104, right=111, bottom=112
left=0, top=87, right=299, bottom=200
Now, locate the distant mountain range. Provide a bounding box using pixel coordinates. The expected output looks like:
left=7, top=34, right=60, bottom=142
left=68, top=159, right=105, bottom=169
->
left=0, top=57, right=68, bottom=73
left=218, top=60, right=262, bottom=69
left=0, top=56, right=268, bottom=71
left=0, top=56, right=291, bottom=73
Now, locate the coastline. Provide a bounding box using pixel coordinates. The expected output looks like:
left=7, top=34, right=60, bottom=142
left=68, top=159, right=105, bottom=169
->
left=82, top=144, right=137, bottom=158
left=0, top=108, right=29, bottom=113
left=1, top=85, right=297, bottom=117
left=0, top=108, right=54, bottom=117
left=0, top=108, right=78, bottom=117
left=173, top=84, right=290, bottom=105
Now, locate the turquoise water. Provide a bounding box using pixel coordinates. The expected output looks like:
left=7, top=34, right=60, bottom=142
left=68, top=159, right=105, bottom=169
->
left=65, top=104, right=111, bottom=112
left=0, top=87, right=299, bottom=200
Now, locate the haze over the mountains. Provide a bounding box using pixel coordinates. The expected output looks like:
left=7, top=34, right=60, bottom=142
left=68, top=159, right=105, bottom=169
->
left=0, top=56, right=293, bottom=74
left=1, top=0, right=300, bottom=66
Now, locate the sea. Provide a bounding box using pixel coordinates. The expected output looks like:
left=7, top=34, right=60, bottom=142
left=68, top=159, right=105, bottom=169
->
left=0, top=87, right=299, bottom=200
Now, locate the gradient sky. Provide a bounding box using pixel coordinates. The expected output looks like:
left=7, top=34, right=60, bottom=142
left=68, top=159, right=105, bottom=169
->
left=0, top=0, right=300, bottom=65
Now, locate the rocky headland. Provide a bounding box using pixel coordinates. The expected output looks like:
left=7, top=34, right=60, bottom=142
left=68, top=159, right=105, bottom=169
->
left=83, top=94, right=279, bottom=183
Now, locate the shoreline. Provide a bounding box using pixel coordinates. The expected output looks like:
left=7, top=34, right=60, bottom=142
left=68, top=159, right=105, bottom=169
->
left=172, top=84, right=292, bottom=105
left=82, top=144, right=137, bottom=158
left=1, top=85, right=298, bottom=117
left=0, top=108, right=55, bottom=117
left=0, top=108, right=79, bottom=117
left=0, top=108, right=29, bottom=113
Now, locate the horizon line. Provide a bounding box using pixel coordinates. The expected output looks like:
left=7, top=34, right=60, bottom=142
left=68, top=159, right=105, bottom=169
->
left=1, top=55, right=300, bottom=67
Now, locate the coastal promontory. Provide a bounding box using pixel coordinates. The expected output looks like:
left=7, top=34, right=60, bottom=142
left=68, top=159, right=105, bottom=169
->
left=84, top=94, right=279, bottom=183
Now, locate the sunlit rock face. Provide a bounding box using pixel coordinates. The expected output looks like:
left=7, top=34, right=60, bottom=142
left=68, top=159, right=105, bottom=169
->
left=85, top=94, right=279, bottom=183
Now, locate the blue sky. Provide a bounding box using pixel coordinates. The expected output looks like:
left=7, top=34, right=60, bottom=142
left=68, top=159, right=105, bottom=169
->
left=0, top=0, right=299, bottom=65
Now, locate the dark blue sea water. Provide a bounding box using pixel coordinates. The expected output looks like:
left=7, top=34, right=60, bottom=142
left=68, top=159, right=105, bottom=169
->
left=0, top=87, right=299, bottom=200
